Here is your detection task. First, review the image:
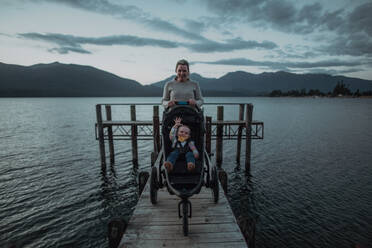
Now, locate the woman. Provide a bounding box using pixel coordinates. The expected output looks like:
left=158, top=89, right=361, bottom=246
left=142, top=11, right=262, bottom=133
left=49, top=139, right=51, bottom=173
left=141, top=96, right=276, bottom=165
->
left=162, top=59, right=204, bottom=109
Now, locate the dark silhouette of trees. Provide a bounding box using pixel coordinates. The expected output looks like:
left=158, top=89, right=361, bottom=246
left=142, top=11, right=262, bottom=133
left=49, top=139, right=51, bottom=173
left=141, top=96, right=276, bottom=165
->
left=268, top=80, right=370, bottom=97
left=269, top=90, right=283, bottom=97
left=332, top=81, right=352, bottom=96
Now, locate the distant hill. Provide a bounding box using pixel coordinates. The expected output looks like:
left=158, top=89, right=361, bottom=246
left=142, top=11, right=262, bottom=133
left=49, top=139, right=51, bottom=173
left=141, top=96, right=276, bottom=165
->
left=152, top=71, right=372, bottom=95
left=151, top=73, right=248, bottom=96
left=1, top=61, right=371, bottom=97
left=0, top=62, right=161, bottom=97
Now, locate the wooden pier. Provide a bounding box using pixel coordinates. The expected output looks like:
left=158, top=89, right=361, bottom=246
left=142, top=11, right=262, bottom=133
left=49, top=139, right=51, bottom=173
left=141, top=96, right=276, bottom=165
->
left=118, top=182, right=247, bottom=248
left=96, top=103, right=263, bottom=248
left=95, top=103, right=264, bottom=171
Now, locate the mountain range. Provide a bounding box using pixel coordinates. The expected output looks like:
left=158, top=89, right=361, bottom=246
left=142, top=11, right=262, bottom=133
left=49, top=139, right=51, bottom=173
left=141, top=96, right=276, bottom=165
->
left=0, top=62, right=160, bottom=97
left=1, top=61, right=372, bottom=97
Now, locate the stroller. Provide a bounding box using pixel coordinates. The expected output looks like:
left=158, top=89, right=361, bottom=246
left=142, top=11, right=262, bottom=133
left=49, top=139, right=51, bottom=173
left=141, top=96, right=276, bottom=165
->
left=149, top=103, right=219, bottom=236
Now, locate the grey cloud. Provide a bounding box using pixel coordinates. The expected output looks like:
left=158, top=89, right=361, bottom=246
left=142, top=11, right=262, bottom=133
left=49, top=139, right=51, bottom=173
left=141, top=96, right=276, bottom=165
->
left=320, top=9, right=344, bottom=32
left=202, top=0, right=318, bottom=34
left=347, top=2, right=372, bottom=37
left=261, top=0, right=297, bottom=27
left=319, top=32, right=372, bottom=57
left=201, top=0, right=347, bottom=35
left=194, top=57, right=365, bottom=70
left=39, top=0, right=206, bottom=41
left=204, top=0, right=261, bottom=16
left=306, top=68, right=365, bottom=75
left=49, top=47, right=91, bottom=54
left=183, top=19, right=208, bottom=34
left=320, top=2, right=372, bottom=57
left=19, top=33, right=82, bottom=47
left=186, top=38, right=277, bottom=52
left=201, top=0, right=358, bottom=51
left=297, top=3, right=322, bottom=24
left=18, top=32, right=277, bottom=54
left=201, top=0, right=372, bottom=57
left=18, top=32, right=180, bottom=54
left=268, top=49, right=318, bottom=59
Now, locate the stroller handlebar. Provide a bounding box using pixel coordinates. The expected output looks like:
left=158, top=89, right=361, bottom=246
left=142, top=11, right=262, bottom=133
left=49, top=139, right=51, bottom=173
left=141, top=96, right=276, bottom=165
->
left=165, top=102, right=202, bottom=113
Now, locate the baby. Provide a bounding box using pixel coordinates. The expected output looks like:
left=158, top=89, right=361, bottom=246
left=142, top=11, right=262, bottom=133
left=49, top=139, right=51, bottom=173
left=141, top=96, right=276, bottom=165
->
left=163, top=117, right=199, bottom=172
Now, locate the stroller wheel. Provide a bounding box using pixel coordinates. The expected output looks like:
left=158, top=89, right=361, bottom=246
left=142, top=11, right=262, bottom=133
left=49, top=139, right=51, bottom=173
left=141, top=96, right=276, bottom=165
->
left=211, top=166, right=219, bottom=203
left=150, top=166, right=158, bottom=204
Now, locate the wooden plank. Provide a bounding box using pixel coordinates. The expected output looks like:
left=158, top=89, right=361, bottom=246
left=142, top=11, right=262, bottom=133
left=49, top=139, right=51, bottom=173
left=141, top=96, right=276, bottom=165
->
left=124, top=223, right=241, bottom=234
left=119, top=184, right=247, bottom=248
left=123, top=240, right=246, bottom=248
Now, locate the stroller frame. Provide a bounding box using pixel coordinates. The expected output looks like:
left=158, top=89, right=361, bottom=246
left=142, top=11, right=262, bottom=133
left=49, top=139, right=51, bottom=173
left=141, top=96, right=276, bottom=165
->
left=150, top=105, right=219, bottom=236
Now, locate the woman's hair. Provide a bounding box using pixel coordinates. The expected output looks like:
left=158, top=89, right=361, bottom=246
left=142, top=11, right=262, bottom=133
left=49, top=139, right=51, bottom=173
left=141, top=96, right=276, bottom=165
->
left=175, top=59, right=189, bottom=72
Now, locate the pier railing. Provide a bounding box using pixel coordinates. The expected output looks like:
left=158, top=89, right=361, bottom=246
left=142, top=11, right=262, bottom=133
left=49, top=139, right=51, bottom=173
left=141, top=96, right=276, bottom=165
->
left=95, top=103, right=263, bottom=172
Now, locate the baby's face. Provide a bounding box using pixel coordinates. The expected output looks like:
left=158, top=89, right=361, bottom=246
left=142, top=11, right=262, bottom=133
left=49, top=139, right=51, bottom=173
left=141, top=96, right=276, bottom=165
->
left=178, top=126, right=190, bottom=139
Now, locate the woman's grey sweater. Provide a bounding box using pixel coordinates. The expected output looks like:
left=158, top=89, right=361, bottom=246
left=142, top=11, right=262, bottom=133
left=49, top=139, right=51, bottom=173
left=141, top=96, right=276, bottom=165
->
left=161, top=79, right=204, bottom=108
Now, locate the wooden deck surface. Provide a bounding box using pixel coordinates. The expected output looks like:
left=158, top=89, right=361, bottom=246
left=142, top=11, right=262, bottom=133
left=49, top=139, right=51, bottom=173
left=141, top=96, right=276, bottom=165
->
left=118, top=183, right=247, bottom=248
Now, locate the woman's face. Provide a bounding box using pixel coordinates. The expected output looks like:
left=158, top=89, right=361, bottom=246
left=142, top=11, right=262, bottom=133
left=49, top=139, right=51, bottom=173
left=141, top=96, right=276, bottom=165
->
left=176, top=64, right=189, bottom=82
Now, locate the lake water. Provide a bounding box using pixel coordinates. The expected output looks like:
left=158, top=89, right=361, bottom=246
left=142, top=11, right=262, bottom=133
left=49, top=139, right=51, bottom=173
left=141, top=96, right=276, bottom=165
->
left=0, top=97, right=371, bottom=248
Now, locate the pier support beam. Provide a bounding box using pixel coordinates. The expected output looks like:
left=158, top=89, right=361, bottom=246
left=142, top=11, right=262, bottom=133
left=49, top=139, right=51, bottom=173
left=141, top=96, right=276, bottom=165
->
left=152, top=106, right=160, bottom=166
left=216, top=106, right=224, bottom=168
left=131, top=105, right=138, bottom=165
left=153, top=106, right=160, bottom=154
left=245, top=104, right=253, bottom=172
left=96, top=104, right=106, bottom=170
left=105, top=105, right=115, bottom=164
left=236, top=104, right=245, bottom=164
left=205, top=116, right=212, bottom=156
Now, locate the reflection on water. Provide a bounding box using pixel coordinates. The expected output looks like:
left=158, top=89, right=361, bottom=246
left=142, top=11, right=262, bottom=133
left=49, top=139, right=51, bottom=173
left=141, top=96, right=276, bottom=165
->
left=0, top=97, right=371, bottom=248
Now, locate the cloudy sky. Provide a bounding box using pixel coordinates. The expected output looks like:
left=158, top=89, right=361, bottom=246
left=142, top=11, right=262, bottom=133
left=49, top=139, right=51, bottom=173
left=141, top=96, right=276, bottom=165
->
left=1, top=0, right=372, bottom=84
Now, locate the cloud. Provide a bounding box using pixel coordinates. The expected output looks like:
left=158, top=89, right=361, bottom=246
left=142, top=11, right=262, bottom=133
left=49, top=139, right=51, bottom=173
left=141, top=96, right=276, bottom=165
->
left=194, top=57, right=367, bottom=71
left=18, top=32, right=180, bottom=54
left=323, top=2, right=372, bottom=57
left=200, top=0, right=347, bottom=35
left=0, top=33, right=12, bottom=37
left=306, top=68, right=365, bottom=76
left=186, top=38, right=277, bottom=52
left=346, top=2, right=372, bottom=37
left=201, top=0, right=313, bottom=33
left=200, top=0, right=372, bottom=58
left=319, top=33, right=372, bottom=57
left=38, top=0, right=207, bottom=41
left=18, top=32, right=278, bottom=54
left=183, top=19, right=208, bottom=34
left=49, top=47, right=91, bottom=54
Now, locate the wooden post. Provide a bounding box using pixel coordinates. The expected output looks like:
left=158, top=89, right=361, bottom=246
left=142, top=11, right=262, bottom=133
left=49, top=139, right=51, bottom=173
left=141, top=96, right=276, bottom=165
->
left=216, top=106, right=224, bottom=168
left=236, top=104, right=245, bottom=164
left=105, top=105, right=115, bottom=164
left=153, top=106, right=160, bottom=154
left=131, top=105, right=138, bottom=165
left=245, top=104, right=253, bottom=172
left=138, top=171, right=150, bottom=195
left=96, top=104, right=106, bottom=170
left=205, top=116, right=212, bottom=156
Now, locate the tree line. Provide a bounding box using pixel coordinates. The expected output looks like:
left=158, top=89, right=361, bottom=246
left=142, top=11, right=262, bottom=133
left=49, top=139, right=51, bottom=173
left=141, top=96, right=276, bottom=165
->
left=269, top=81, right=372, bottom=97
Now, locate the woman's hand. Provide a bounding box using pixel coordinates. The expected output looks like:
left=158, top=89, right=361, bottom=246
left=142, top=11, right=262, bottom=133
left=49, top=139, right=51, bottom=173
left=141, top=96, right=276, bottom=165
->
left=188, top=99, right=196, bottom=106
left=168, top=100, right=176, bottom=107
